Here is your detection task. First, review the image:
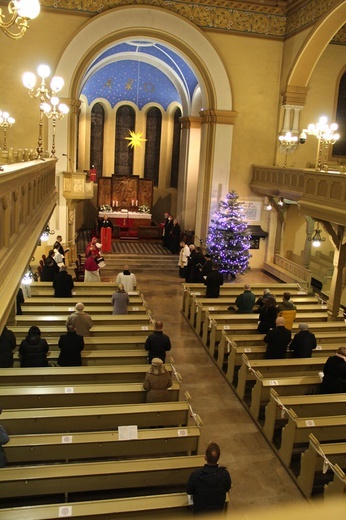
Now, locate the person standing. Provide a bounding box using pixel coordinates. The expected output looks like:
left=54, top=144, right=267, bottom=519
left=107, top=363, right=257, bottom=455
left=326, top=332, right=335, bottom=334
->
left=53, top=266, right=74, bottom=297
left=289, top=323, right=317, bottom=358
left=163, top=214, right=174, bottom=250
left=235, top=284, right=255, bottom=313
left=200, top=253, right=213, bottom=280
left=264, top=316, right=291, bottom=359
left=145, top=321, right=171, bottom=364
left=16, top=287, right=25, bottom=315
left=0, top=326, right=16, bottom=368
left=40, top=256, right=58, bottom=282
left=169, top=218, right=181, bottom=254
left=320, top=346, right=346, bottom=393
left=66, top=302, right=93, bottom=337
left=204, top=263, right=224, bottom=298
left=84, top=251, right=101, bottom=282
left=186, top=442, right=232, bottom=515
left=115, top=265, right=137, bottom=292
left=178, top=241, right=191, bottom=279
left=143, top=358, right=173, bottom=402
left=257, top=297, right=278, bottom=334
left=53, top=235, right=67, bottom=259
left=85, top=236, right=102, bottom=258
left=111, top=283, right=129, bottom=315
left=19, top=326, right=49, bottom=367
left=98, top=214, right=113, bottom=253
left=0, top=408, right=9, bottom=468
left=58, top=323, right=85, bottom=366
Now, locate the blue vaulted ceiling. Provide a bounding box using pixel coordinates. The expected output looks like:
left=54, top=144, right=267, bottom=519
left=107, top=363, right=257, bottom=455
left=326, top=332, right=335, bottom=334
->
left=80, top=40, right=199, bottom=111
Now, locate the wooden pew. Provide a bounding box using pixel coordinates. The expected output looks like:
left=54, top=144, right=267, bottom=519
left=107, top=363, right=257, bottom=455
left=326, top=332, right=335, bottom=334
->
left=0, top=454, right=206, bottom=500
left=249, top=371, right=322, bottom=421
left=0, top=491, right=202, bottom=519
left=5, top=425, right=201, bottom=464
left=279, top=409, right=346, bottom=467
left=9, top=323, right=155, bottom=339
left=18, top=335, right=147, bottom=351
left=29, top=281, right=138, bottom=295
left=263, top=389, right=346, bottom=442
left=324, top=464, right=346, bottom=498
left=13, top=349, right=148, bottom=366
left=22, top=295, right=145, bottom=306
left=219, top=330, right=346, bottom=348
left=236, top=355, right=326, bottom=400
left=15, top=313, right=152, bottom=327
left=0, top=364, right=170, bottom=385
left=0, top=400, right=195, bottom=433
left=297, top=434, right=346, bottom=498
left=20, top=304, right=148, bottom=315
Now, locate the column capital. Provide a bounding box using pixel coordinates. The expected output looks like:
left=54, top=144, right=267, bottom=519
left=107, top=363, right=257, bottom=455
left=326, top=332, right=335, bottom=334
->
left=180, top=116, right=201, bottom=129
left=60, top=98, right=82, bottom=115
left=199, top=109, right=238, bottom=125
left=282, top=86, right=308, bottom=107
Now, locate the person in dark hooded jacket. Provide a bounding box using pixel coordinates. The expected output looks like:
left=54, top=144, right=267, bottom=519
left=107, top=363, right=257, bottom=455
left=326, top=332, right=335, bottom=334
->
left=186, top=442, right=231, bottom=515
left=19, top=326, right=49, bottom=367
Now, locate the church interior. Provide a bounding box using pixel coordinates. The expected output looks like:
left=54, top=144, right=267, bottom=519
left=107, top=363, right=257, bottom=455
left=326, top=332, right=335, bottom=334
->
left=0, top=0, right=345, bottom=517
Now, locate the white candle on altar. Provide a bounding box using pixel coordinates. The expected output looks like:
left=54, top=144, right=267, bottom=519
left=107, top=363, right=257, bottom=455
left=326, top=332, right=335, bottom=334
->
left=136, top=200, right=138, bottom=206
left=131, top=200, right=134, bottom=206
left=116, top=200, right=118, bottom=207
left=112, top=200, right=115, bottom=207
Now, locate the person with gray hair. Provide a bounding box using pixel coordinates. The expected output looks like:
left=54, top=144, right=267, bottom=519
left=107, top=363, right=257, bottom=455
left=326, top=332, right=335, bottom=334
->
left=289, top=323, right=317, bottom=358
left=235, top=284, right=255, bottom=313
left=58, top=323, right=84, bottom=367
left=66, top=302, right=93, bottom=337
left=111, top=283, right=129, bottom=315
left=255, top=288, right=272, bottom=309
left=264, top=316, right=292, bottom=359
left=115, top=265, right=137, bottom=292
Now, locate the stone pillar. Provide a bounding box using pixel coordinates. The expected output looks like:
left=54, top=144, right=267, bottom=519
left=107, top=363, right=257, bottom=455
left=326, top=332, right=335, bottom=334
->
left=281, top=105, right=293, bottom=134
left=292, top=106, right=303, bottom=135
left=273, top=203, right=285, bottom=257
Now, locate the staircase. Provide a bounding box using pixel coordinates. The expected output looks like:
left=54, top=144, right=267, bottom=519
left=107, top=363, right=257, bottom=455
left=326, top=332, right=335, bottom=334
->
left=101, top=252, right=179, bottom=274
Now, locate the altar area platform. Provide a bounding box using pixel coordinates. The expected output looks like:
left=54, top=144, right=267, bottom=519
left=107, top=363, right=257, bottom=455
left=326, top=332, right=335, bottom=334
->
left=98, top=211, right=162, bottom=239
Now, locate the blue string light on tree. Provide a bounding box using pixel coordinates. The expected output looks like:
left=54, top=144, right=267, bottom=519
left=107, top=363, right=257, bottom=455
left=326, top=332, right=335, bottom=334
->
left=206, top=190, right=251, bottom=279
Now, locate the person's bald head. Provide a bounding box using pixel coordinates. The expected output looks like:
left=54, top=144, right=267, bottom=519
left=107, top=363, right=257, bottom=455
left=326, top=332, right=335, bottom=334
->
left=154, top=321, right=163, bottom=331
left=276, top=316, right=285, bottom=327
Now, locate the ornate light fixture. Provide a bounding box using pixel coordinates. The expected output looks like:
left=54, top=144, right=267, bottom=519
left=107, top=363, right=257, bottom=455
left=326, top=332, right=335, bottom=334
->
left=125, top=129, right=147, bottom=149
left=0, top=110, right=15, bottom=150
left=23, top=64, right=64, bottom=160
left=278, top=132, right=298, bottom=167
left=41, top=97, right=69, bottom=158
left=40, top=223, right=55, bottom=242
left=302, top=116, right=340, bottom=171
left=0, top=0, right=40, bottom=40
left=21, top=265, right=35, bottom=284
left=308, top=222, right=326, bottom=247
left=278, top=197, right=284, bottom=207
left=264, top=197, right=272, bottom=211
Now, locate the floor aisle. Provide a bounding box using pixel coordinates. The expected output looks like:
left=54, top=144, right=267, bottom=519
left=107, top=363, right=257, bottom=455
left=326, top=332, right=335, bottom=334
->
left=132, top=267, right=304, bottom=514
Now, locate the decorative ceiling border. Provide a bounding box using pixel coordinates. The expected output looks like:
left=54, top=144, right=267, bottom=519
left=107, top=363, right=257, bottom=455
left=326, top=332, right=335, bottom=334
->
left=40, top=0, right=345, bottom=43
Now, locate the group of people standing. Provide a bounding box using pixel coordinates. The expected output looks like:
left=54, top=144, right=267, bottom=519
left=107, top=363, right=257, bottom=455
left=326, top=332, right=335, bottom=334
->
left=162, top=212, right=181, bottom=254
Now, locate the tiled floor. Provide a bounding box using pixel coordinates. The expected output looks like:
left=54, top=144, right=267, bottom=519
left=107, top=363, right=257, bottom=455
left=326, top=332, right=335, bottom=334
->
left=108, top=266, right=305, bottom=514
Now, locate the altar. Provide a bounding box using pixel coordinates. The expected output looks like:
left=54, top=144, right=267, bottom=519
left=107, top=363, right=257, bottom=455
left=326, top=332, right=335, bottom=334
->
left=98, top=210, right=152, bottom=231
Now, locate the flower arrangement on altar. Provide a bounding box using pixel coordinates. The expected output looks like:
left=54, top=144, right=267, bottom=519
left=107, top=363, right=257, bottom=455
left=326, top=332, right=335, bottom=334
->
left=99, top=204, right=111, bottom=211
left=138, top=205, right=151, bottom=214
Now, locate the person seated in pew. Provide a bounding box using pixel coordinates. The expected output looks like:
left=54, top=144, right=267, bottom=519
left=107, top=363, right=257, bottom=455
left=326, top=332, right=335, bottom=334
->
left=289, top=323, right=317, bottom=358
left=186, top=441, right=232, bottom=516
left=255, top=288, right=272, bottom=310
left=66, top=302, right=93, bottom=337
left=143, top=357, right=173, bottom=402
left=0, top=325, right=16, bottom=368
left=320, top=346, right=346, bottom=394
left=264, top=316, right=292, bottom=359
left=53, top=265, right=74, bottom=297
left=115, top=264, right=137, bottom=292
left=235, top=284, right=255, bottom=313
left=257, top=297, right=278, bottom=334
left=111, top=283, right=129, bottom=315
left=58, top=323, right=84, bottom=367
left=0, top=408, right=9, bottom=468
left=19, top=326, right=49, bottom=367
left=277, top=292, right=297, bottom=312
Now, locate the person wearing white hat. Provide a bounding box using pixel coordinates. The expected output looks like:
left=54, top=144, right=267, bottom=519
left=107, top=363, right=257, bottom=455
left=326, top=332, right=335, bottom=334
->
left=66, top=302, right=93, bottom=337
left=143, top=358, right=172, bottom=403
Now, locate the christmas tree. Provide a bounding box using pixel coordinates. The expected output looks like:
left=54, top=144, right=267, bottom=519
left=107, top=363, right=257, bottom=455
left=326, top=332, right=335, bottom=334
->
left=206, top=191, right=251, bottom=277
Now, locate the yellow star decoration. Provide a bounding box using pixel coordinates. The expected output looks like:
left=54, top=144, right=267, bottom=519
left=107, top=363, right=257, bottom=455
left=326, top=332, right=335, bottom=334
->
left=125, top=130, right=147, bottom=149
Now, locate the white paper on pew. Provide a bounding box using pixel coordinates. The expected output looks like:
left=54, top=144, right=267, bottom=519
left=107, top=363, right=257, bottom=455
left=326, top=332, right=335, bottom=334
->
left=316, top=345, right=322, bottom=350
left=128, top=292, right=137, bottom=295
left=208, top=307, right=215, bottom=311
left=305, top=420, right=315, bottom=427
left=297, top=291, right=307, bottom=294
left=321, top=305, right=327, bottom=309
left=224, top=325, right=230, bottom=330
left=65, top=387, right=74, bottom=393
left=62, top=435, right=73, bottom=444
left=323, top=460, right=329, bottom=474
left=244, top=348, right=252, bottom=353
left=178, top=429, right=188, bottom=437
left=191, top=292, right=201, bottom=296
left=68, top=307, right=74, bottom=311
left=142, top=326, right=149, bottom=330
left=187, top=494, right=194, bottom=505
left=59, top=505, right=72, bottom=517
left=269, top=380, right=278, bottom=386
left=132, top=307, right=139, bottom=311
left=118, top=425, right=138, bottom=440
left=72, top=292, right=76, bottom=295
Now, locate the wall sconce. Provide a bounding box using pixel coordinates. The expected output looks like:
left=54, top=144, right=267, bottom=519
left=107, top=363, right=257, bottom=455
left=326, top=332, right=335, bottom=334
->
left=308, top=222, right=326, bottom=247
left=23, top=65, right=64, bottom=160
left=302, top=116, right=340, bottom=171
left=40, top=223, right=55, bottom=242
left=0, top=110, right=15, bottom=150
left=21, top=265, right=35, bottom=285
left=278, top=197, right=284, bottom=207
left=264, top=197, right=272, bottom=211
left=41, top=97, right=69, bottom=158
left=0, top=0, right=40, bottom=39
left=278, top=132, right=298, bottom=167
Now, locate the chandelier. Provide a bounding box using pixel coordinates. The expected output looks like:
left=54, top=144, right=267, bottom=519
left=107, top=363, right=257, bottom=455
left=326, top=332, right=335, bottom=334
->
left=308, top=223, right=326, bottom=248
left=0, top=0, right=40, bottom=40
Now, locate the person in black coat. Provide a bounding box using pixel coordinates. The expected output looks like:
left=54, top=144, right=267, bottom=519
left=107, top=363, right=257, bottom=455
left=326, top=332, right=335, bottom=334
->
left=53, top=266, right=74, bottom=298
left=186, top=442, right=231, bottom=515
left=320, top=347, right=346, bottom=393
left=190, top=247, right=205, bottom=283
left=145, top=321, right=171, bottom=364
left=264, top=316, right=291, bottom=359
left=169, top=219, right=181, bottom=254
left=0, top=326, right=16, bottom=368
left=16, top=288, right=25, bottom=315
left=204, top=263, right=224, bottom=298
left=40, top=256, right=58, bottom=282
left=257, top=297, right=277, bottom=334
left=289, top=323, right=317, bottom=358
left=19, top=326, right=49, bottom=367
left=58, top=324, right=85, bottom=366
left=200, top=254, right=213, bottom=280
